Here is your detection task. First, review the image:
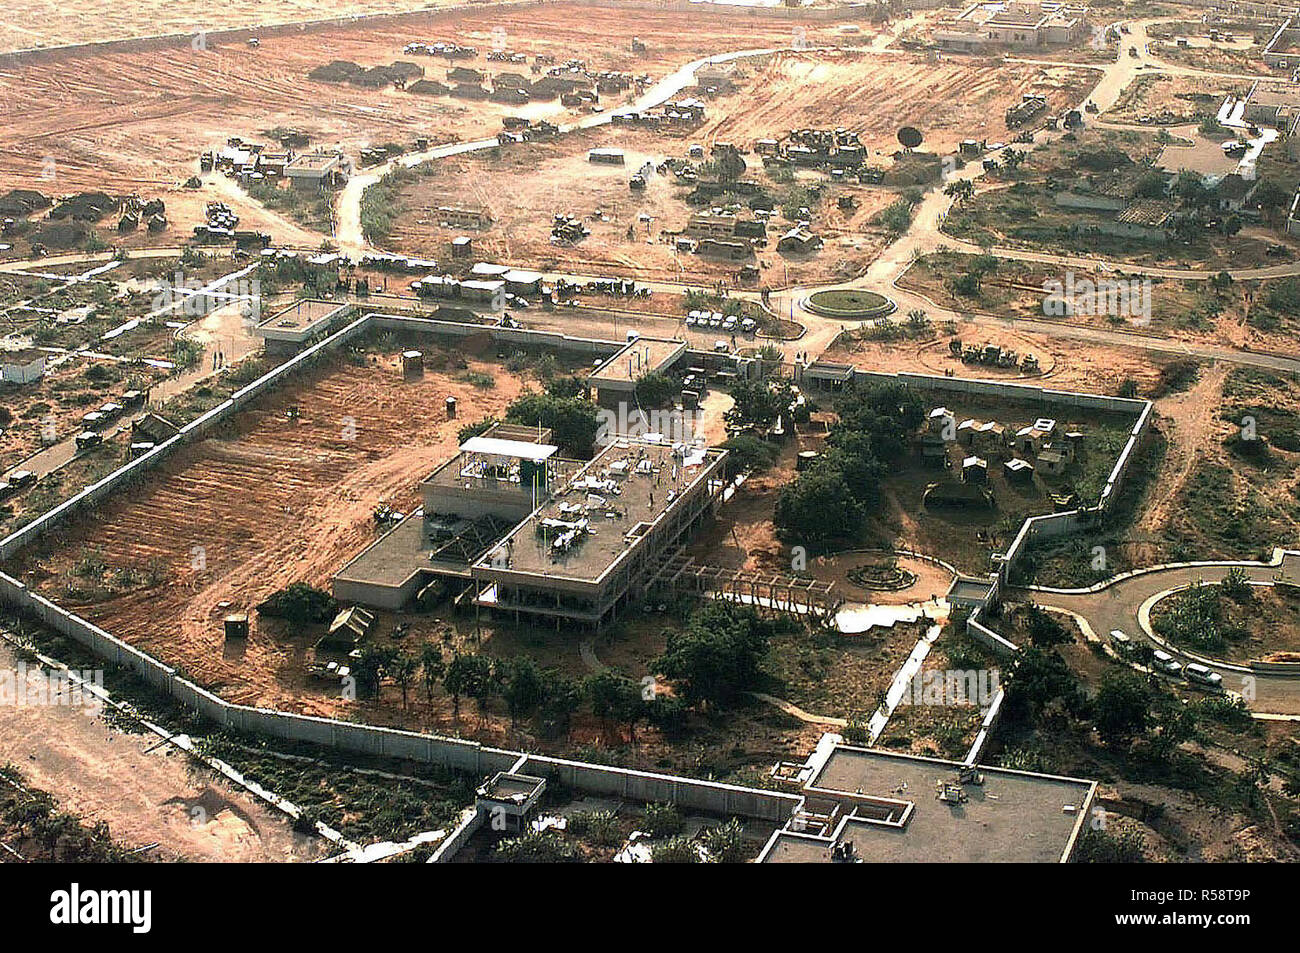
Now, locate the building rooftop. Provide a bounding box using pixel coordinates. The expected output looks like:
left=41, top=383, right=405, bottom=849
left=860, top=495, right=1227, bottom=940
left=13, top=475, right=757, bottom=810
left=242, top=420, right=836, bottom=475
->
left=459, top=436, right=559, bottom=462
left=475, top=439, right=726, bottom=585
left=764, top=746, right=1095, bottom=863
left=587, top=337, right=687, bottom=389
left=257, top=299, right=351, bottom=336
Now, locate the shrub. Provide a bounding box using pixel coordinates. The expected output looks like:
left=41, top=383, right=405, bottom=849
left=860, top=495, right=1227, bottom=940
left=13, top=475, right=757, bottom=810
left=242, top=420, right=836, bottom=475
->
left=641, top=802, right=684, bottom=838
left=256, top=582, right=338, bottom=625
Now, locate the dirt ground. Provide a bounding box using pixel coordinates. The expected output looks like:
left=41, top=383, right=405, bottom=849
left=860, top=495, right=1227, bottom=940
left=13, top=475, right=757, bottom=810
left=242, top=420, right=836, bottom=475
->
left=821, top=325, right=1165, bottom=397
left=384, top=122, right=895, bottom=285
left=6, top=340, right=538, bottom=712
left=695, top=49, right=1093, bottom=156
left=0, top=0, right=466, bottom=53
left=1106, top=73, right=1246, bottom=126
left=0, top=641, right=320, bottom=861
left=0, top=5, right=847, bottom=195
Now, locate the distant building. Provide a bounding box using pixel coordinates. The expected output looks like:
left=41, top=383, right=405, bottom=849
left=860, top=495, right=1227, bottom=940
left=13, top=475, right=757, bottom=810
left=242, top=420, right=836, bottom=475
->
left=285, top=151, right=351, bottom=191
left=934, top=2, right=1089, bottom=51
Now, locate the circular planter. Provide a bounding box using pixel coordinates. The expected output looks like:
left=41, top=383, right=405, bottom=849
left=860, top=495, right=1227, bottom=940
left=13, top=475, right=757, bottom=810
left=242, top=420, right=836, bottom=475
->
left=804, top=289, right=896, bottom=320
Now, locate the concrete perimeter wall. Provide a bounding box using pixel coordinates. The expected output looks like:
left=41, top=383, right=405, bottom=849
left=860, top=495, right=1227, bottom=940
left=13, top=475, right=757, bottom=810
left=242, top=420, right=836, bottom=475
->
left=0, top=309, right=798, bottom=822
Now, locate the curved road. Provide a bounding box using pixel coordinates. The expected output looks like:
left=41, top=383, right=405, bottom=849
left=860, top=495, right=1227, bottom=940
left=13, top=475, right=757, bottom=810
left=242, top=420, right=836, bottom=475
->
left=1015, top=552, right=1300, bottom=714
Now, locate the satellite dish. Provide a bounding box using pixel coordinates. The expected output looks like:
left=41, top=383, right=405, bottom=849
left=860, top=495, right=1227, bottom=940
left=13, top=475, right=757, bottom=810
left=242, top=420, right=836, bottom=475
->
left=897, top=126, right=923, bottom=150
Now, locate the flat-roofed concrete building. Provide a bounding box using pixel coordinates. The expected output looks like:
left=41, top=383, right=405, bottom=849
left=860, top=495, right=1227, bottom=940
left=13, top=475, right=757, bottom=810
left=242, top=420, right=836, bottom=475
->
left=759, top=743, right=1096, bottom=863
left=472, top=438, right=728, bottom=629
left=1, top=348, right=46, bottom=384
left=934, top=2, right=1089, bottom=51
left=285, top=151, right=351, bottom=191
left=255, top=299, right=353, bottom=354
left=586, top=337, right=688, bottom=408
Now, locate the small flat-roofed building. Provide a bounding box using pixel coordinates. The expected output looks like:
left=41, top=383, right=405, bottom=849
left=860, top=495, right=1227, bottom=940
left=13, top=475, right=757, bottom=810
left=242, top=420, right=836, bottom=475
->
left=1004, top=457, right=1035, bottom=481
left=256, top=299, right=352, bottom=354
left=286, top=151, right=351, bottom=191
left=956, top=418, right=981, bottom=446
left=423, top=430, right=562, bottom=524
left=475, top=772, right=546, bottom=832
left=586, top=337, right=688, bottom=407
left=800, top=360, right=855, bottom=391
left=927, top=406, right=954, bottom=436
left=1, top=348, right=45, bottom=384
left=759, top=745, right=1096, bottom=863
left=1037, top=446, right=1069, bottom=475
left=502, top=269, right=544, bottom=295
left=961, top=455, right=988, bottom=484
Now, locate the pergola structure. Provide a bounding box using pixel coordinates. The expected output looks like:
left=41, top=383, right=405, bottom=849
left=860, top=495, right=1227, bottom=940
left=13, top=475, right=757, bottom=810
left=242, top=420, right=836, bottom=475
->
left=649, top=549, right=841, bottom=617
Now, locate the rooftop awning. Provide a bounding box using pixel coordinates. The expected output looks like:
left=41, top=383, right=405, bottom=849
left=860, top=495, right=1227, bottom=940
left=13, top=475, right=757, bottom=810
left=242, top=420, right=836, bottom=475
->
left=460, top=436, right=559, bottom=461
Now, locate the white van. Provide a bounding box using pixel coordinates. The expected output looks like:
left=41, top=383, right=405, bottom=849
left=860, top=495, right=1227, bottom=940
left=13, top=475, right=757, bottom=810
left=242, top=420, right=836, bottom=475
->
left=1184, top=663, right=1223, bottom=690
left=1109, top=629, right=1133, bottom=655
left=1152, top=650, right=1182, bottom=676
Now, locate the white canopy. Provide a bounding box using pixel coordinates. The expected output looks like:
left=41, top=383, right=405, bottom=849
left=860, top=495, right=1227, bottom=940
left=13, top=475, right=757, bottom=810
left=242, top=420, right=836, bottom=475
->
left=460, top=436, right=559, bottom=461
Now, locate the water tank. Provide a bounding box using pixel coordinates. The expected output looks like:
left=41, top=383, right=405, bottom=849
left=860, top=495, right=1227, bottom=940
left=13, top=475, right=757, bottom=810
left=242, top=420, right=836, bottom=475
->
left=446, top=396, right=457, bottom=419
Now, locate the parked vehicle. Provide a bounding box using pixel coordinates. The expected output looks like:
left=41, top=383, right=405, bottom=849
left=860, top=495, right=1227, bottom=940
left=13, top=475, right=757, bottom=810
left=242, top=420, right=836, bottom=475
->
left=8, top=469, right=35, bottom=489
left=1109, top=629, right=1134, bottom=655
left=1184, top=663, right=1223, bottom=690
left=75, top=431, right=103, bottom=450
left=713, top=340, right=729, bottom=353
left=1152, top=649, right=1183, bottom=676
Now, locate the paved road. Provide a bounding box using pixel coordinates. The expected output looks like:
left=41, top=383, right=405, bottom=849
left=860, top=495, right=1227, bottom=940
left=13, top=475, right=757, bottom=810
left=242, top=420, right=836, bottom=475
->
left=1013, top=553, right=1300, bottom=714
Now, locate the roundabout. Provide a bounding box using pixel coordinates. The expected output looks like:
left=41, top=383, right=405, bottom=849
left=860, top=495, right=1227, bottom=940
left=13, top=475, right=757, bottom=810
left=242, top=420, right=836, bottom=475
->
left=803, top=289, right=897, bottom=320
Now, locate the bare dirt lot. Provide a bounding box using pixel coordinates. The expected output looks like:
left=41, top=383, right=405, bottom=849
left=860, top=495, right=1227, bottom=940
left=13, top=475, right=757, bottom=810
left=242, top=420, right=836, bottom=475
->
left=0, top=5, right=846, bottom=193
left=6, top=337, right=538, bottom=712
left=382, top=123, right=896, bottom=284
left=0, top=5, right=859, bottom=251
left=1106, top=73, right=1246, bottom=125
left=0, top=1, right=460, bottom=53
left=694, top=50, right=1093, bottom=157
left=0, top=641, right=319, bottom=861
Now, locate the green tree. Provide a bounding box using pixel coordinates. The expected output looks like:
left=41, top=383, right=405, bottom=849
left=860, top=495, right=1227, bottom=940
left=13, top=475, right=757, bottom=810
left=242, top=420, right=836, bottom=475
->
left=634, top=371, right=678, bottom=408
left=773, top=466, right=863, bottom=542
left=1093, top=670, right=1152, bottom=745
left=653, top=603, right=775, bottom=707
left=501, top=657, right=544, bottom=727
left=256, top=583, right=337, bottom=625
left=538, top=671, right=582, bottom=738
left=505, top=391, right=599, bottom=456
left=444, top=652, right=493, bottom=721
left=584, top=671, right=644, bottom=741
left=420, top=643, right=445, bottom=705
left=391, top=651, right=417, bottom=709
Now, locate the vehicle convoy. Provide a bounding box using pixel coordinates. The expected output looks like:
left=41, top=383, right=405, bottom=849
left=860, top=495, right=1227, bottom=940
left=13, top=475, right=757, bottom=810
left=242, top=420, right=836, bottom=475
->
left=1152, top=649, right=1183, bottom=676
left=1184, top=662, right=1224, bottom=690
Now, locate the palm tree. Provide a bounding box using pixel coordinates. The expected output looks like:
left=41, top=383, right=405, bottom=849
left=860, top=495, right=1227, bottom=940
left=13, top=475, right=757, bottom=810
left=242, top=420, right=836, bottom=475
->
left=391, top=651, right=417, bottom=710
left=420, top=643, right=445, bottom=705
